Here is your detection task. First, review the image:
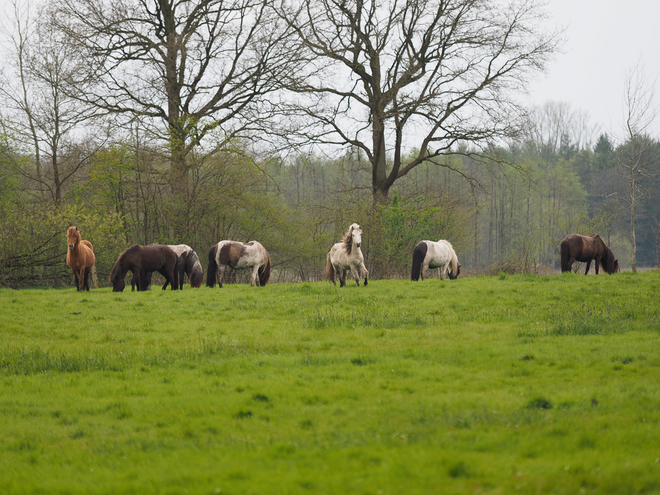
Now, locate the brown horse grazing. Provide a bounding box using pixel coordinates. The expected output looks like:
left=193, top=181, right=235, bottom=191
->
left=135, top=244, right=204, bottom=290
left=66, top=226, right=96, bottom=291
left=560, top=234, right=619, bottom=275
left=110, top=245, right=179, bottom=292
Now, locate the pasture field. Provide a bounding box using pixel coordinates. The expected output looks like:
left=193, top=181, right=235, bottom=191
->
left=1, top=272, right=659, bottom=494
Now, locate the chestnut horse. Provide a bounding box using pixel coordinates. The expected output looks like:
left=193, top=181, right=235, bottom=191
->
left=110, top=245, right=179, bottom=292
left=206, top=240, right=271, bottom=288
left=560, top=234, right=619, bottom=275
left=66, top=226, right=96, bottom=291
left=325, top=223, right=369, bottom=287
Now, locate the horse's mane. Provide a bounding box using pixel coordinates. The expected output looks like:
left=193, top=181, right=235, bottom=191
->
left=342, top=230, right=353, bottom=255
left=124, top=244, right=141, bottom=254
left=68, top=226, right=81, bottom=239
left=342, top=224, right=360, bottom=255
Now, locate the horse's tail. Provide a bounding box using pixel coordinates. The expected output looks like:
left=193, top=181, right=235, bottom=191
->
left=258, top=252, right=271, bottom=286
left=411, top=242, right=426, bottom=281
left=560, top=239, right=570, bottom=272
left=206, top=245, right=218, bottom=287
left=325, top=252, right=335, bottom=283
left=449, top=249, right=460, bottom=280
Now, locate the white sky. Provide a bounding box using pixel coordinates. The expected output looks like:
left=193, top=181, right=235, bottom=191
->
left=526, top=0, right=660, bottom=138
left=1, top=0, right=659, bottom=140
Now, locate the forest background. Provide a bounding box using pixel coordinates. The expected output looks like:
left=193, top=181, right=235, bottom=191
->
left=1, top=0, right=659, bottom=288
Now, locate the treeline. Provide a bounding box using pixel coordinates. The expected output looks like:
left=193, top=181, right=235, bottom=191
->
left=1, top=104, right=659, bottom=288
left=1, top=0, right=658, bottom=287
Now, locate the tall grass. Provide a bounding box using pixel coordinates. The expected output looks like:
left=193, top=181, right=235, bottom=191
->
left=0, top=271, right=659, bottom=494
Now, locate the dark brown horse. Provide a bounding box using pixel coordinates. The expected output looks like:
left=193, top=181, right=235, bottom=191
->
left=110, top=245, right=179, bottom=292
left=560, top=234, right=619, bottom=275
left=135, top=244, right=204, bottom=290
left=66, top=226, right=96, bottom=291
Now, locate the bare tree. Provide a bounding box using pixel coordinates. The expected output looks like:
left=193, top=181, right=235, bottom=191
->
left=51, top=0, right=292, bottom=210
left=614, top=62, right=658, bottom=272
left=275, top=0, right=561, bottom=205
left=0, top=0, right=97, bottom=203
left=524, top=101, right=597, bottom=161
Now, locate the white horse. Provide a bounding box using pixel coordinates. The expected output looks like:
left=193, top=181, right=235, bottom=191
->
left=206, top=240, right=271, bottom=287
left=325, top=223, right=369, bottom=287
left=411, top=239, right=460, bottom=281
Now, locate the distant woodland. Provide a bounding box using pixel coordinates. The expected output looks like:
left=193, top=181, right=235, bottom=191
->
left=1, top=0, right=658, bottom=287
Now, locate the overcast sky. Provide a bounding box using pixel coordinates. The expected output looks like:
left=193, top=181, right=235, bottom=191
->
left=526, top=0, right=660, bottom=137
left=1, top=0, right=659, bottom=139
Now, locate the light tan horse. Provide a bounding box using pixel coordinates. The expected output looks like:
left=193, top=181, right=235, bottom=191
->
left=325, top=223, right=368, bottom=287
left=66, top=226, right=96, bottom=291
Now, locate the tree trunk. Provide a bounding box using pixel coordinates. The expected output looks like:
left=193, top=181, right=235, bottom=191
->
left=630, top=171, right=637, bottom=272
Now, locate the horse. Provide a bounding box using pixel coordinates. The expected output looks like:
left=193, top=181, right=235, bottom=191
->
left=110, top=244, right=179, bottom=292
left=206, top=240, right=271, bottom=288
left=325, top=223, right=369, bottom=287
left=66, top=226, right=96, bottom=291
left=560, top=234, right=619, bottom=275
left=411, top=239, right=460, bottom=281
left=135, top=244, right=204, bottom=290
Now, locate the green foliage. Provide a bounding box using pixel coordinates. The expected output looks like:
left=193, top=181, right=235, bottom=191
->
left=369, top=190, right=469, bottom=277
left=0, top=273, right=659, bottom=493
left=0, top=202, right=125, bottom=288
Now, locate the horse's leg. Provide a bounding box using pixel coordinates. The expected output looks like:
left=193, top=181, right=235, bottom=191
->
left=584, top=260, right=591, bottom=275
left=361, top=262, right=369, bottom=286
left=594, top=256, right=601, bottom=275
left=338, top=266, right=346, bottom=287
left=138, top=269, right=149, bottom=291
left=350, top=265, right=360, bottom=286
left=250, top=265, right=260, bottom=287
left=82, top=267, right=90, bottom=291
left=218, top=264, right=226, bottom=288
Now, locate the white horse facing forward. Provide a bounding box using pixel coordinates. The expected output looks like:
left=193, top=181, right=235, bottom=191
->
left=206, top=240, right=271, bottom=287
left=411, top=239, right=460, bottom=281
left=325, top=223, right=368, bottom=287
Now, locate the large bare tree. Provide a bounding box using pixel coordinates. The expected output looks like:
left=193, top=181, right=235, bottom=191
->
left=275, top=0, right=561, bottom=204
left=51, top=0, right=291, bottom=214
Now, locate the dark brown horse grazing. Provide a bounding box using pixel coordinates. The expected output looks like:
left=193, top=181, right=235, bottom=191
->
left=66, top=226, right=96, bottom=291
left=110, top=245, right=179, bottom=292
left=560, top=234, right=619, bottom=275
left=135, top=244, right=204, bottom=290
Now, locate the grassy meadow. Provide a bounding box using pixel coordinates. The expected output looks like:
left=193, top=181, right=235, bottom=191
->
left=1, top=272, right=659, bottom=494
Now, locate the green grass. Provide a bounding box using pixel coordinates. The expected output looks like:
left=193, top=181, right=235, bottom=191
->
left=1, top=272, right=659, bottom=494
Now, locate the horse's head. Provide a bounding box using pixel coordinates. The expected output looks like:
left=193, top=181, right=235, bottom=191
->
left=449, top=264, right=461, bottom=280
left=110, top=262, right=125, bottom=292
left=349, top=223, right=362, bottom=248
left=66, top=226, right=81, bottom=250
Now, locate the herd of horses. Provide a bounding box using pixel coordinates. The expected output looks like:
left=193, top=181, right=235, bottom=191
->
left=65, top=225, right=619, bottom=292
